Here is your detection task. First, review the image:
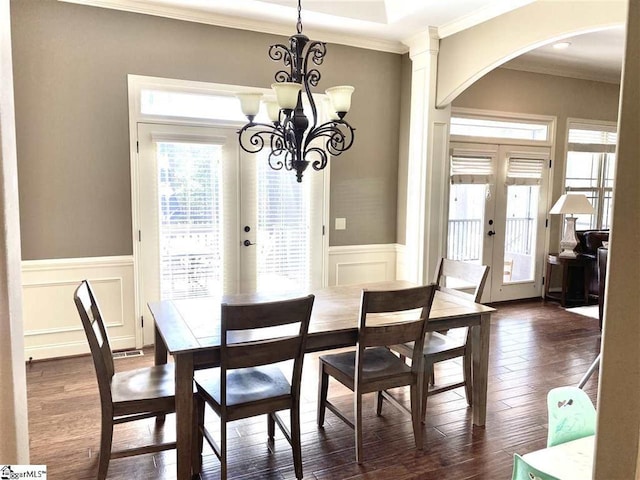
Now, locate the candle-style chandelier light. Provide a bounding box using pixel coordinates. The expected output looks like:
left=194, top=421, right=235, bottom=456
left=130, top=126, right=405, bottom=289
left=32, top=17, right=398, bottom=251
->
left=237, top=0, right=356, bottom=182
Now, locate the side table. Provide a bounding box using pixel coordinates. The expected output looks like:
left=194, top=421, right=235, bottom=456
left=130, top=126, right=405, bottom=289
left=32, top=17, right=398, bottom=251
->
left=544, top=253, right=590, bottom=307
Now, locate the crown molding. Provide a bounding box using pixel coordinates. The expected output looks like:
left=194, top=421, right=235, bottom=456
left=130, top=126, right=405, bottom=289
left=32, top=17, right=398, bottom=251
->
left=58, top=0, right=408, bottom=54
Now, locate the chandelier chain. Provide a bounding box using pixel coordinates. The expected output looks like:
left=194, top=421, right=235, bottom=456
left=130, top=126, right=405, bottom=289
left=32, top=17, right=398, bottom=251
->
left=296, top=0, right=303, bottom=34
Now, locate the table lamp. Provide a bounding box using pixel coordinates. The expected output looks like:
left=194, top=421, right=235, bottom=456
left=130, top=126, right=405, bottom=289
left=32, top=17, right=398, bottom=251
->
left=549, top=193, right=596, bottom=258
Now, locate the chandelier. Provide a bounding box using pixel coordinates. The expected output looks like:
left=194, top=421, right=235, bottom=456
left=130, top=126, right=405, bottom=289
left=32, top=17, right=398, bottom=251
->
left=237, top=0, right=356, bottom=182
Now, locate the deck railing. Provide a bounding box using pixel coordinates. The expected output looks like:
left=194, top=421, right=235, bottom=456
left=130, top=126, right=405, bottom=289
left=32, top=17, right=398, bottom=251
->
left=447, top=217, right=534, bottom=261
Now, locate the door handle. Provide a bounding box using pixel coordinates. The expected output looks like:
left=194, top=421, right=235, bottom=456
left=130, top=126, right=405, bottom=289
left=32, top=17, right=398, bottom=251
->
left=487, top=230, right=496, bottom=237
left=243, top=240, right=255, bottom=247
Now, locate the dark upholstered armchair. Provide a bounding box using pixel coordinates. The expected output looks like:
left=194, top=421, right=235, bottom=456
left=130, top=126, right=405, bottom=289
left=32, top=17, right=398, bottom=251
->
left=598, top=246, right=608, bottom=329
left=576, top=230, right=609, bottom=302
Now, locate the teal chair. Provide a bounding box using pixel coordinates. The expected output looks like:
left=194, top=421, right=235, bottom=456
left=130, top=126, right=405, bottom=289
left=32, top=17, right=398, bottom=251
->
left=547, top=386, right=596, bottom=447
left=511, top=453, right=561, bottom=480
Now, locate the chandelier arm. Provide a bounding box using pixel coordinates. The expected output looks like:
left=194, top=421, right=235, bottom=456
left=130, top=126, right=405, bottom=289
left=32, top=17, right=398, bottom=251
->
left=305, top=146, right=329, bottom=171
left=306, top=122, right=356, bottom=156
left=238, top=122, right=285, bottom=154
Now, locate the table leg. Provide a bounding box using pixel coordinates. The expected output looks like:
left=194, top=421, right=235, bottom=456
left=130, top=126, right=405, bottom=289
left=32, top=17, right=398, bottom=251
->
left=561, top=261, right=569, bottom=307
left=471, top=312, right=491, bottom=426
left=175, top=354, right=194, bottom=480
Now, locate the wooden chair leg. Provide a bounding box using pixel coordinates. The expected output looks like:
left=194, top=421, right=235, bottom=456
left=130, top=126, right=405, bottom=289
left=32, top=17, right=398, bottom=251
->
left=220, top=417, right=228, bottom=480
left=354, top=390, right=363, bottom=464
left=291, top=404, right=303, bottom=479
left=98, top=415, right=113, bottom=480
left=317, top=362, right=329, bottom=427
left=421, top=360, right=433, bottom=424
left=192, top=395, right=205, bottom=476
left=463, top=348, right=473, bottom=407
left=410, top=382, right=423, bottom=450
left=267, top=412, right=276, bottom=453
left=375, top=391, right=384, bottom=416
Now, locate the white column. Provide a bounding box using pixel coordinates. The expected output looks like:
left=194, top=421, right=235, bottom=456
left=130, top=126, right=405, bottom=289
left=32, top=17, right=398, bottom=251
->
left=403, top=29, right=451, bottom=284
left=0, top=0, right=30, bottom=464
left=594, top=0, right=640, bottom=478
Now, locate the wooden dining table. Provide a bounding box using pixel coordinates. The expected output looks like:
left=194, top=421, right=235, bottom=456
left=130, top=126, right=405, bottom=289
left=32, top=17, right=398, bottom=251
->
left=148, top=280, right=496, bottom=480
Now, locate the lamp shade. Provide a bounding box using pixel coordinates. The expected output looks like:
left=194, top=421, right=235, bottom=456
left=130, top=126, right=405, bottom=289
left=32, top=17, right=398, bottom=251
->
left=325, top=85, right=354, bottom=114
left=237, top=92, right=263, bottom=117
left=272, top=82, right=302, bottom=110
left=264, top=100, right=280, bottom=123
left=549, top=193, right=595, bottom=215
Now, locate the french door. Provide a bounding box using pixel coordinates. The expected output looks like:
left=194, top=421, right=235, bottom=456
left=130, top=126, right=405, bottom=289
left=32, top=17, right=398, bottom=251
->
left=136, top=123, right=325, bottom=343
left=447, top=143, right=551, bottom=302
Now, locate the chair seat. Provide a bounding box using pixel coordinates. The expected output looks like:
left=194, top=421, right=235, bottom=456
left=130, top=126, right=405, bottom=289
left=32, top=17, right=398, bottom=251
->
left=320, top=347, right=412, bottom=382
left=394, top=331, right=466, bottom=358
left=112, top=363, right=176, bottom=405
left=194, top=365, right=291, bottom=407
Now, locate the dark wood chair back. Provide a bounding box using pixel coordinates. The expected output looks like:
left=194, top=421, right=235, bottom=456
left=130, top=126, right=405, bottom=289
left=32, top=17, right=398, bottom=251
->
left=219, top=294, right=315, bottom=405
left=433, top=258, right=490, bottom=303
left=357, top=284, right=437, bottom=384
left=74, top=280, right=115, bottom=402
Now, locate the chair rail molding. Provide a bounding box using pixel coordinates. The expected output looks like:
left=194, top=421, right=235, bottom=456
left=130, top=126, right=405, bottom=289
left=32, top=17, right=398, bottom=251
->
left=21, top=256, right=136, bottom=360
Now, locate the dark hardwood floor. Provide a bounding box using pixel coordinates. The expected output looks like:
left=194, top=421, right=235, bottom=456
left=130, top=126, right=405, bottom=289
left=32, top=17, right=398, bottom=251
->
left=27, top=299, right=601, bottom=479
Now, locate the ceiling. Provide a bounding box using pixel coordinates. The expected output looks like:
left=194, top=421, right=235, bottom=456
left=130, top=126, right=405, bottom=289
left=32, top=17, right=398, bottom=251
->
left=65, top=0, right=625, bottom=83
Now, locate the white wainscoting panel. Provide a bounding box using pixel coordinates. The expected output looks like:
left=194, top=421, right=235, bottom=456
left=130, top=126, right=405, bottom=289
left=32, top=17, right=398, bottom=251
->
left=328, top=244, right=402, bottom=286
left=22, top=256, right=136, bottom=360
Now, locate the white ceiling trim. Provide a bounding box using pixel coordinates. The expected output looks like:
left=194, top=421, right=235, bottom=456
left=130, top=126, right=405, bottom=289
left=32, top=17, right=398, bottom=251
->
left=58, top=0, right=408, bottom=53
left=437, top=0, right=536, bottom=39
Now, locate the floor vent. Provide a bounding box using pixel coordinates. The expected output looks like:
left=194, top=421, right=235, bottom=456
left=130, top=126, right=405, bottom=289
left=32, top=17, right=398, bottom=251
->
left=113, top=349, right=144, bottom=359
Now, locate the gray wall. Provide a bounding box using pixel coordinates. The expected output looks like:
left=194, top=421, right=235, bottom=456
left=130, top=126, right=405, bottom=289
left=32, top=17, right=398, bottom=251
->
left=452, top=67, right=620, bottom=247
left=11, top=0, right=402, bottom=260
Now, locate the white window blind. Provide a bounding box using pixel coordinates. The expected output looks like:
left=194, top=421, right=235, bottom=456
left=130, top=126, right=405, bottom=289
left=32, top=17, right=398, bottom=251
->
left=505, top=157, right=546, bottom=185
left=255, top=159, right=310, bottom=292
left=157, top=141, right=224, bottom=300
left=568, top=125, right=617, bottom=153
left=450, top=153, right=494, bottom=184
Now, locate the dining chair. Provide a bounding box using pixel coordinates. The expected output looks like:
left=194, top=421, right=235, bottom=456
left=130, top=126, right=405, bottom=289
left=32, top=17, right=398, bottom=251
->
left=316, top=284, right=437, bottom=464
left=74, top=280, right=177, bottom=480
left=191, top=294, right=315, bottom=480
left=547, top=386, right=596, bottom=447
left=511, top=453, right=561, bottom=480
left=392, top=258, right=489, bottom=418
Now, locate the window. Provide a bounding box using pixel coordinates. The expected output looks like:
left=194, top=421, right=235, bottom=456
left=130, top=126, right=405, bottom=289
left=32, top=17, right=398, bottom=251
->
left=451, top=115, right=550, bottom=142
left=564, top=121, right=616, bottom=230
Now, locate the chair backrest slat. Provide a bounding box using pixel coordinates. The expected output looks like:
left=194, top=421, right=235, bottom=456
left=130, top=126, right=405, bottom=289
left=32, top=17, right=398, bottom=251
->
left=357, top=285, right=437, bottom=376
left=223, top=297, right=315, bottom=330
left=225, top=336, right=304, bottom=370
left=433, top=258, right=490, bottom=303
left=74, top=280, right=115, bottom=402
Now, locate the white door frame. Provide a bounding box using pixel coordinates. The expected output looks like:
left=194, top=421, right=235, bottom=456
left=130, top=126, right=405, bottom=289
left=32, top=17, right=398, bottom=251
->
left=448, top=108, right=556, bottom=303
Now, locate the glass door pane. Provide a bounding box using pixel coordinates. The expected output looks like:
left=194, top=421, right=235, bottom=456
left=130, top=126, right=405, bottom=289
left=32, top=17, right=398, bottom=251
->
left=157, top=141, right=223, bottom=299
left=504, top=185, right=539, bottom=283
left=447, top=183, right=486, bottom=263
